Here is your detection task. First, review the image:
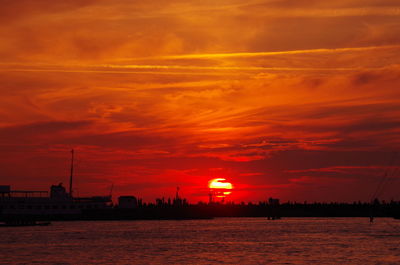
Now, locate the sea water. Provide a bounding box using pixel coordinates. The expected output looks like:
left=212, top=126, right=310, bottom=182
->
left=1, top=218, right=400, bottom=264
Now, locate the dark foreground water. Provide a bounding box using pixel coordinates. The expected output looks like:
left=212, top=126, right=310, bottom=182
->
left=1, top=218, right=400, bottom=264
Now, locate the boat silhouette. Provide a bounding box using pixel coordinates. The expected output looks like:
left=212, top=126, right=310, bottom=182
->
left=0, top=150, right=112, bottom=225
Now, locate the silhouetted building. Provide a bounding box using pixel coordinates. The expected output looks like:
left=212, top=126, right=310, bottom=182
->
left=0, top=186, right=10, bottom=198
left=269, top=198, right=280, bottom=206
left=267, top=197, right=281, bottom=220
left=50, top=183, right=69, bottom=199
left=118, top=196, right=138, bottom=209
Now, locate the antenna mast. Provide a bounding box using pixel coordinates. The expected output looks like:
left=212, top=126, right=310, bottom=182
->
left=176, top=186, right=180, bottom=200
left=109, top=183, right=114, bottom=197
left=69, top=149, right=74, bottom=198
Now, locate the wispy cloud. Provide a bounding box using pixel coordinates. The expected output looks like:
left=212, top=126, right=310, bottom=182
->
left=156, top=45, right=400, bottom=60
left=1, top=0, right=400, bottom=202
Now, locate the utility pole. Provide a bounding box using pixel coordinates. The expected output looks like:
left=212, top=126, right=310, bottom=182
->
left=69, top=149, right=74, bottom=198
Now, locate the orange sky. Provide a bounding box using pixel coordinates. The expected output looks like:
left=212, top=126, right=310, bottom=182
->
left=1, top=0, right=400, bottom=203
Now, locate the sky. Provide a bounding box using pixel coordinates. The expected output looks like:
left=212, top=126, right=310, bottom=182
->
left=1, top=0, right=400, bottom=203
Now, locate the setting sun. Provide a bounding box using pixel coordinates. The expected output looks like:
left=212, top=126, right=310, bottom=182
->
left=208, top=178, right=233, bottom=199
left=209, top=178, right=233, bottom=190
